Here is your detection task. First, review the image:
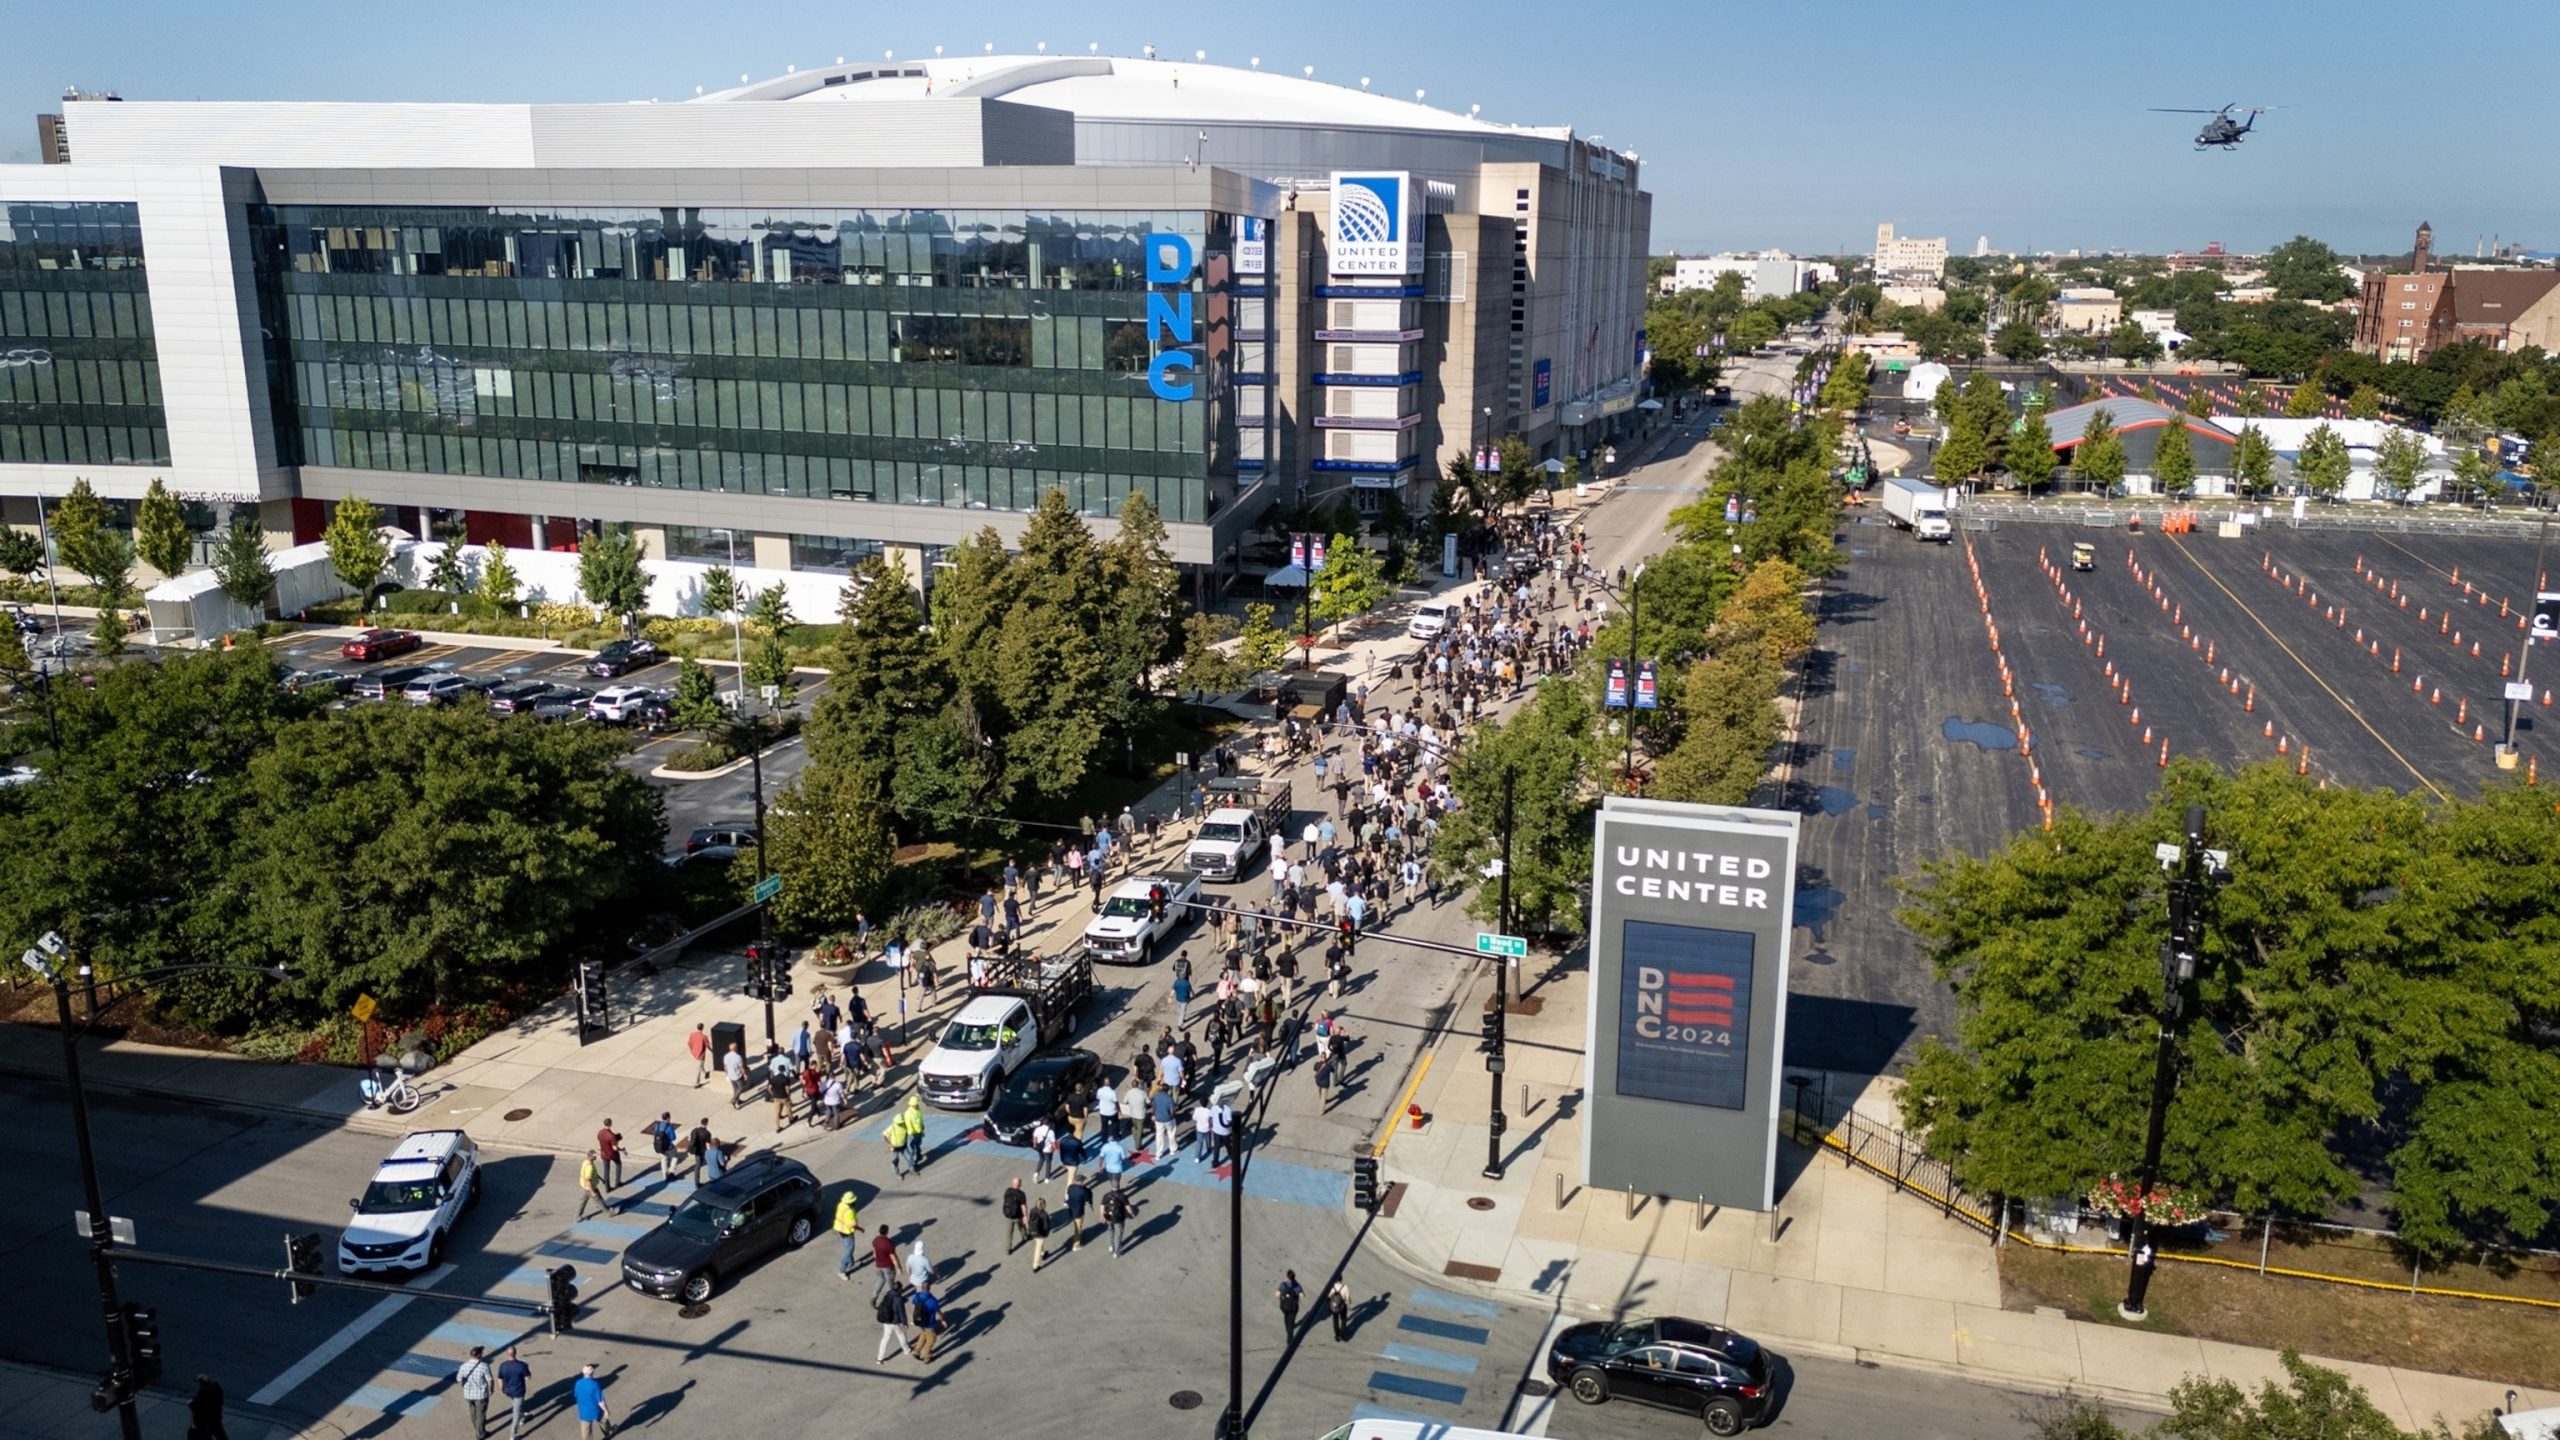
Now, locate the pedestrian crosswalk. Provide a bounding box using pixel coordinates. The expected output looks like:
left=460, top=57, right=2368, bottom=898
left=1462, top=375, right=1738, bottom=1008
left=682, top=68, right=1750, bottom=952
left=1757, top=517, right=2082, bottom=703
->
left=1356, top=1287, right=1503, bottom=1423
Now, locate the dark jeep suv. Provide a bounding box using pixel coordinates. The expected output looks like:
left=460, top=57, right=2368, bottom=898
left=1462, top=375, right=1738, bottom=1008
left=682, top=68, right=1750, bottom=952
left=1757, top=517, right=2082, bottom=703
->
left=618, top=1153, right=820, bottom=1304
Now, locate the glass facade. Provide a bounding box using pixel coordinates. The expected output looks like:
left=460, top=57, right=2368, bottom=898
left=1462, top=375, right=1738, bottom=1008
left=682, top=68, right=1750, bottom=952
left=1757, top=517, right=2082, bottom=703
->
left=0, top=201, right=169, bottom=467
left=251, top=205, right=1242, bottom=525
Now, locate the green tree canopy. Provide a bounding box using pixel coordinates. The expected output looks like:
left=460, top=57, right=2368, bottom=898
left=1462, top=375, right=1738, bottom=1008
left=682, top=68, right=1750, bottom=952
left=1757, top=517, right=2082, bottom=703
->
left=2295, top=424, right=2352, bottom=497
left=576, top=525, right=650, bottom=634
left=2372, top=427, right=2428, bottom=494
left=2008, top=407, right=2058, bottom=492
left=755, top=761, right=894, bottom=938
left=2109, top=319, right=2162, bottom=364
left=322, top=495, right=390, bottom=608
left=2153, top=413, right=2197, bottom=494
left=1431, top=677, right=1598, bottom=935
left=2284, top=381, right=2327, bottom=418
left=1236, top=601, right=1290, bottom=679
left=1309, top=533, right=1389, bottom=636
left=2232, top=424, right=2276, bottom=496
left=1993, top=320, right=2047, bottom=363
left=477, top=539, right=521, bottom=611
left=2077, top=408, right=2127, bottom=492
left=2261, top=235, right=2356, bottom=304
left=743, top=583, right=798, bottom=707
left=0, top=526, right=44, bottom=579
left=808, top=555, right=942, bottom=782
left=135, top=478, right=193, bottom=579
left=2346, top=383, right=2384, bottom=420
left=212, top=517, right=276, bottom=613
left=49, top=478, right=133, bottom=602
left=671, top=655, right=724, bottom=732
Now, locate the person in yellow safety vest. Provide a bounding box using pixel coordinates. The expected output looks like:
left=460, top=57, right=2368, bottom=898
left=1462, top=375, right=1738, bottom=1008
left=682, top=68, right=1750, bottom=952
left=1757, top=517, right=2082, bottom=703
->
left=900, top=1093, right=928, bottom=1175
left=884, top=1112, right=913, bottom=1179
left=834, top=1191, right=863, bottom=1278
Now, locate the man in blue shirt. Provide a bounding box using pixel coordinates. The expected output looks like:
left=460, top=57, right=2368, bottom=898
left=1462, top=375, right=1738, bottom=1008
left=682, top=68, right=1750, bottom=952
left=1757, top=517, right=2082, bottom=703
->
left=494, top=1345, right=532, bottom=1439
left=572, top=1363, right=610, bottom=1439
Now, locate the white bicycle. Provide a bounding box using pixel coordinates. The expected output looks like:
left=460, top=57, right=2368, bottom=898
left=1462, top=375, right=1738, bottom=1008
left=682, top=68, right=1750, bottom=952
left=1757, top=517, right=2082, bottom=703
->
left=359, top=1066, right=425, bottom=1116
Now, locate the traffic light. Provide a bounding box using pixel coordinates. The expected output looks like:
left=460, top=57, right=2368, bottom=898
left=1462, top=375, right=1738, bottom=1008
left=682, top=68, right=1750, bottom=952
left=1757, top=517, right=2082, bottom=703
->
left=1147, top=884, right=1167, bottom=922
left=1351, top=1154, right=1381, bottom=1212
left=120, top=1305, right=161, bottom=1386
left=742, top=944, right=770, bottom=1001
left=547, top=1265, right=579, bottom=1334
left=576, top=961, right=607, bottom=1030
left=767, top=946, right=792, bottom=1002
left=1480, top=1004, right=1505, bottom=1053
left=1338, top=916, right=1357, bottom=955
left=285, top=1230, right=323, bottom=1303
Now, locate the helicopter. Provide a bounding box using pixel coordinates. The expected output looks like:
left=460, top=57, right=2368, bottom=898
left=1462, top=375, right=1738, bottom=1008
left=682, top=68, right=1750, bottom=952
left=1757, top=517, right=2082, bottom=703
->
left=2149, top=104, right=2275, bottom=150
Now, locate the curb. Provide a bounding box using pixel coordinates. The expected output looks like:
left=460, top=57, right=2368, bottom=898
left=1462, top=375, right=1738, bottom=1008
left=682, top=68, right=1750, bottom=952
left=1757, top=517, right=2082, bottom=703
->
left=647, top=732, right=800, bottom=782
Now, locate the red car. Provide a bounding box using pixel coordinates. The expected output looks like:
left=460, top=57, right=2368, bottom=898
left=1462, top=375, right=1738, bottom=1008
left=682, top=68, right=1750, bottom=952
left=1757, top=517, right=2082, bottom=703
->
left=341, top=628, right=424, bottom=662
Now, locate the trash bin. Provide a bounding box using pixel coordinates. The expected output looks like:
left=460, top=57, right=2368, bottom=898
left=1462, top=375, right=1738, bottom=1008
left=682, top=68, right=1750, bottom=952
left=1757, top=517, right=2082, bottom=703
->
left=709, top=1020, right=748, bottom=1074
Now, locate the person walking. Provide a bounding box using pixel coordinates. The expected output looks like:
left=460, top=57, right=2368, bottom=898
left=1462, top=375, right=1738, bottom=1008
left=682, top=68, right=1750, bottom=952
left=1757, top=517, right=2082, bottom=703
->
left=187, top=1376, right=231, bottom=1440
left=908, top=1286, right=947, bottom=1362
left=454, top=1345, right=494, bottom=1438
left=905, top=1234, right=934, bottom=1293
left=723, top=1042, right=749, bottom=1107
left=1064, top=1177, right=1093, bottom=1251
left=884, top=1107, right=913, bottom=1178
left=1192, top=1099, right=1216, bottom=1162
left=1327, top=1279, right=1352, bottom=1341
left=870, top=1228, right=900, bottom=1302
left=1029, top=1117, right=1058, bottom=1183
left=1208, top=1098, right=1236, bottom=1168
left=1102, top=1184, right=1133, bottom=1257
left=571, top=1363, right=610, bottom=1440
left=495, top=1346, right=532, bottom=1438
left=902, top=1092, right=929, bottom=1174
left=1001, top=1177, right=1029, bottom=1253
left=684, top=1117, right=713, bottom=1181
left=1150, top=1086, right=1179, bottom=1163
left=593, top=1120, right=623, bottom=1192
left=767, top=1048, right=797, bottom=1131
left=687, top=1023, right=711, bottom=1087
left=1275, top=1271, right=1304, bottom=1337
left=644, top=1112, right=678, bottom=1179
left=1119, top=1077, right=1148, bottom=1143
left=1025, top=1194, right=1054, bottom=1272
left=819, top=1070, right=846, bottom=1130
left=833, top=1190, right=863, bottom=1279
left=575, top=1150, right=615, bottom=1220
left=1172, top=969, right=1193, bottom=1028
left=873, top=1280, right=912, bottom=1362
left=1098, top=1134, right=1129, bottom=1193
left=1092, top=1078, right=1118, bottom=1140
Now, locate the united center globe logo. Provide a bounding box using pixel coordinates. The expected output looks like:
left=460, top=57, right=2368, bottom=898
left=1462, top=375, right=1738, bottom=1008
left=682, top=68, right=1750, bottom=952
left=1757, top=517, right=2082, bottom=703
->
left=1336, top=179, right=1398, bottom=243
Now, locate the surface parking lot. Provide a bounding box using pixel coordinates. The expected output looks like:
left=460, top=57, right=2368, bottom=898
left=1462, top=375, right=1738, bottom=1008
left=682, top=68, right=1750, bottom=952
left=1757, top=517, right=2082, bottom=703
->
left=1785, top=512, right=2551, bottom=1075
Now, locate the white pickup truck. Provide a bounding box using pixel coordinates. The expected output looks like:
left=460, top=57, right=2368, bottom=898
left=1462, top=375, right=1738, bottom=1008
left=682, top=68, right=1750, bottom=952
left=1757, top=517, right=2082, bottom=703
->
left=1080, top=870, right=1201, bottom=965
left=1185, top=778, right=1292, bottom=882
left=917, top=952, right=1093, bottom=1108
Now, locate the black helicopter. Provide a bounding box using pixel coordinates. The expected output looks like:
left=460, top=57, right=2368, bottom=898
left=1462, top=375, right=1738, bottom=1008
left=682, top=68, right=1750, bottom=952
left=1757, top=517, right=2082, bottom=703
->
left=2150, top=104, right=2274, bottom=150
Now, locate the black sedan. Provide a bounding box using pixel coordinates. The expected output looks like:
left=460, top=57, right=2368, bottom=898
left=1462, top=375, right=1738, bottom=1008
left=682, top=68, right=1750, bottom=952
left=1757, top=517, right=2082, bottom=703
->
left=1547, top=1316, right=1772, bottom=1435
left=486, top=680, right=560, bottom=716
left=984, top=1048, right=1102, bottom=1145
left=619, top=1153, right=818, bottom=1304
left=587, top=639, right=664, bottom=678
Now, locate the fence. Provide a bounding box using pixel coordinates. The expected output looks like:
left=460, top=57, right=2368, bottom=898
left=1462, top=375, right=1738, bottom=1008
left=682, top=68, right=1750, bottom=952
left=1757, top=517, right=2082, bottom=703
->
left=1785, top=1101, right=2560, bottom=1311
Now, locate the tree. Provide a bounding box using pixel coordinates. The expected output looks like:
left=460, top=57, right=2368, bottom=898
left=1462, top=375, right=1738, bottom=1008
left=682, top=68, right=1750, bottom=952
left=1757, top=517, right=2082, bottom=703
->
left=425, top=543, right=465, bottom=596
left=576, top=525, right=650, bottom=635
left=1171, top=611, right=1246, bottom=702
left=2261, top=235, right=2355, bottom=303
left=2373, top=427, right=2428, bottom=496
left=90, top=604, right=129, bottom=657
left=2154, top=414, right=2197, bottom=494
left=1820, top=356, right=1870, bottom=413
left=2108, top=319, right=2162, bottom=365
left=744, top=584, right=798, bottom=708
left=808, top=555, right=944, bottom=782
left=1992, top=320, right=2047, bottom=363
left=754, top=761, right=896, bottom=936
left=2283, top=381, right=2327, bottom=418
left=211, top=517, right=276, bottom=615
left=1432, top=678, right=1599, bottom=935
left=2295, top=423, right=2352, bottom=497
left=2007, top=407, right=2058, bottom=492
left=2076, top=408, right=2127, bottom=493
left=0, top=526, right=44, bottom=581
left=2158, top=1350, right=2427, bottom=1440
left=322, top=495, right=390, bottom=609
left=48, top=478, right=133, bottom=604
left=1727, top=307, right=1779, bottom=354
left=134, top=478, right=193, bottom=580
left=990, top=491, right=1112, bottom=801
left=2346, top=383, right=2384, bottom=420
left=671, top=655, right=724, bottom=733
left=0, top=607, right=25, bottom=679
left=1650, top=653, right=1782, bottom=806
left=1308, top=533, right=1388, bottom=637
left=2182, top=387, right=2214, bottom=419
left=699, top=565, right=739, bottom=621
left=1236, top=601, right=1290, bottom=679
left=2234, top=382, right=2270, bottom=417
left=1934, top=415, right=1991, bottom=483
left=1095, top=490, right=1182, bottom=750
left=477, top=539, right=520, bottom=612
left=2231, top=424, right=2276, bottom=496
left=2449, top=442, right=2500, bottom=505
left=927, top=525, right=1013, bottom=697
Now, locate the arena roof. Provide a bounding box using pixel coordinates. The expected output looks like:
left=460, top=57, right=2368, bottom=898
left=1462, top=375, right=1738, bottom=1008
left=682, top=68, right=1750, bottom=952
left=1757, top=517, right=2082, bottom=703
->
left=691, top=53, right=1577, bottom=144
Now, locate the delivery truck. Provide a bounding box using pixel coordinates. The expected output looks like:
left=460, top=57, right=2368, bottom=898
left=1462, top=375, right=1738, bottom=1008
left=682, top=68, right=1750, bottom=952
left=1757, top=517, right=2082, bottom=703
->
left=1880, top=476, right=1954, bottom=542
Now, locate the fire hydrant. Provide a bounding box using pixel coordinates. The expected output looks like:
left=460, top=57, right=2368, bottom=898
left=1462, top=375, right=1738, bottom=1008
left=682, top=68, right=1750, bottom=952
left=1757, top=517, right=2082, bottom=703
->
left=1408, top=1104, right=1426, bottom=1130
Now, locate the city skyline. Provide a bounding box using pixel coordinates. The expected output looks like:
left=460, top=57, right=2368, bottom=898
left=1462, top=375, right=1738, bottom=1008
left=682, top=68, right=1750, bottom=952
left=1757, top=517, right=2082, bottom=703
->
left=8, top=0, right=2556, bottom=257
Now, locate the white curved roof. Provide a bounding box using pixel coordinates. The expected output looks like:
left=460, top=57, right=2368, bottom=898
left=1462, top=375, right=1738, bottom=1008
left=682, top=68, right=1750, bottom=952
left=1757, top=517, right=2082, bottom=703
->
left=692, top=54, right=1572, bottom=142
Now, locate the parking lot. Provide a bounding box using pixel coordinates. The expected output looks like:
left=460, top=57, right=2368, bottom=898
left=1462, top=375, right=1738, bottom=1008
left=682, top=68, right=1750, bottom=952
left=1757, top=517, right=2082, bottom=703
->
left=1784, top=513, right=2552, bottom=1076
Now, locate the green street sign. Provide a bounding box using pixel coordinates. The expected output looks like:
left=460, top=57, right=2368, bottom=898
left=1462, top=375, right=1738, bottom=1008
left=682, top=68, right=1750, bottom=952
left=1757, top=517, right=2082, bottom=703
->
left=752, top=875, right=783, bottom=904
left=1476, top=932, right=1528, bottom=959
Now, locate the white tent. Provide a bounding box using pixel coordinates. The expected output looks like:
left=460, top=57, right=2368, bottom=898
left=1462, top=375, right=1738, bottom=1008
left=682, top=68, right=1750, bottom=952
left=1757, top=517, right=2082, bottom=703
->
left=1264, top=563, right=1311, bottom=589
left=144, top=540, right=349, bottom=645
left=1904, top=362, right=1953, bottom=408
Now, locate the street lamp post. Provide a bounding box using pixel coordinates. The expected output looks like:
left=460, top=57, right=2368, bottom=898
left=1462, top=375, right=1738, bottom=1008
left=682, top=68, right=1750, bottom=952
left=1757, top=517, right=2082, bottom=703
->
left=2501, top=515, right=2551, bottom=756
left=2120, top=804, right=2220, bottom=1320
left=1622, top=563, right=1646, bottom=786
left=23, top=946, right=289, bottom=1438
left=709, top=528, right=774, bottom=1045
left=1483, top=770, right=1515, bottom=1180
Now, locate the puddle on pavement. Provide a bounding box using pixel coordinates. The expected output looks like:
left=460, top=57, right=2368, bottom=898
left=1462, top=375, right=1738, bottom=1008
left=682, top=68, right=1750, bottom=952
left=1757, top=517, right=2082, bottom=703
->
left=1794, top=885, right=1845, bottom=935
left=1848, top=548, right=1873, bottom=557
left=2030, top=682, right=2071, bottom=704
left=2075, top=747, right=2108, bottom=761
left=1814, top=786, right=1858, bottom=816
left=1942, top=717, right=2019, bottom=751
left=1866, top=804, right=1888, bottom=821
left=1830, top=747, right=1856, bottom=773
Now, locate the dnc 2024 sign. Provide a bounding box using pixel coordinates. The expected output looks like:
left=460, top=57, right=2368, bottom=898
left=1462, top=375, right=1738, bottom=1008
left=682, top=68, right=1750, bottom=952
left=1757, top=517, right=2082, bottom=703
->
left=1330, top=171, right=1418, bottom=277
left=1144, top=233, right=1201, bottom=403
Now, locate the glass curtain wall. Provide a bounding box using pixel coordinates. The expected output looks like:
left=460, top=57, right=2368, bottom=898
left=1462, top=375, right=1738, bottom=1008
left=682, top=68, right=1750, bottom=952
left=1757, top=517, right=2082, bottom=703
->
left=0, top=201, right=168, bottom=466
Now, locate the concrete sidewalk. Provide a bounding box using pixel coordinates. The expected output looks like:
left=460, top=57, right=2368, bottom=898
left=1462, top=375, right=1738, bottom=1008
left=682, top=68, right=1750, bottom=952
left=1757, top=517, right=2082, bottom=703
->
left=1367, top=950, right=2543, bottom=1433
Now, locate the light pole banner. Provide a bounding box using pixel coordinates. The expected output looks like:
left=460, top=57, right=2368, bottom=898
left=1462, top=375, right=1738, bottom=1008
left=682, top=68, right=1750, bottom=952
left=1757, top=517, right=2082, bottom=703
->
left=1584, top=797, right=1799, bottom=1210
left=1635, top=659, right=1658, bottom=710
left=1604, top=657, right=1629, bottom=709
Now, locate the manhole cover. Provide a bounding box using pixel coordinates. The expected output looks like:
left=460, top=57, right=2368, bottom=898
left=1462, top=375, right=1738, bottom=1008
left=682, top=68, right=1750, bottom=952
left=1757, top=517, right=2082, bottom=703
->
left=502, top=1108, right=534, bottom=1122
left=1466, top=1197, right=1498, bottom=1211
left=678, top=1302, right=711, bottom=1320
left=1169, top=1391, right=1203, bottom=1411
left=1521, top=1379, right=1554, bottom=1398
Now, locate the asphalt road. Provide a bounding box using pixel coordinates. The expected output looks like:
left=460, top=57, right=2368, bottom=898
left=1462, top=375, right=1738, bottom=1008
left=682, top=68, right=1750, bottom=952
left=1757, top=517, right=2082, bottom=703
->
left=1536, top=1348, right=2144, bottom=1440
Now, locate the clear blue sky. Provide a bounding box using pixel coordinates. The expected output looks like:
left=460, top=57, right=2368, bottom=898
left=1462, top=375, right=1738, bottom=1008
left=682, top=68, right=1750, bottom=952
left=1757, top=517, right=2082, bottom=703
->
left=8, top=0, right=2555, bottom=258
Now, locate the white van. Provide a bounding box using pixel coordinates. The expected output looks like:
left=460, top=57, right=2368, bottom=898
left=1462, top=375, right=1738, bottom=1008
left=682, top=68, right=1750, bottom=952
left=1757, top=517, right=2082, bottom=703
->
left=1406, top=602, right=1453, bottom=640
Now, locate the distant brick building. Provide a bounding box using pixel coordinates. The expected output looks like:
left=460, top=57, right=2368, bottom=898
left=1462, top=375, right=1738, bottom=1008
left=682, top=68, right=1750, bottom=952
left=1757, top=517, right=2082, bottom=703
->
left=2354, top=221, right=2559, bottom=362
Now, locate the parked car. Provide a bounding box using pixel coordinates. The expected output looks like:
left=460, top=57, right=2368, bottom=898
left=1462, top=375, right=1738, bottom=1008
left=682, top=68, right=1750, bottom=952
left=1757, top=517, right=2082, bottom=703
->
left=530, top=688, right=594, bottom=724
left=342, top=628, right=424, bottom=662
left=283, top=669, right=354, bottom=697
left=485, top=680, right=558, bottom=716
left=586, top=639, right=664, bottom=678
left=590, top=684, right=667, bottom=724
left=337, top=1129, right=480, bottom=1276
left=1547, top=1316, right=1772, bottom=1435
left=1, top=604, right=43, bottom=635
left=618, top=1153, right=819, bottom=1304
left=402, top=674, right=473, bottom=706
left=351, top=665, right=431, bottom=700
left=985, top=1048, right=1103, bottom=1145
left=0, top=764, right=41, bottom=789
left=685, top=823, right=759, bottom=859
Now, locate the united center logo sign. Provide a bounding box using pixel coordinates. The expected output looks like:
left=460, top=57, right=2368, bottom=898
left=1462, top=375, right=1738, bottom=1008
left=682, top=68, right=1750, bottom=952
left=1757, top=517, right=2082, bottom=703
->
left=1613, top=920, right=1756, bottom=1111
left=1329, top=171, right=1416, bottom=277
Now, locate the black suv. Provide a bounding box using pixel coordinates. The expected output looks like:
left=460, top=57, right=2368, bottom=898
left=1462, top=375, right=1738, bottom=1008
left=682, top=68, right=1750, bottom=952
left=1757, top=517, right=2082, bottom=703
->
left=587, top=639, right=664, bottom=678
left=619, top=1154, right=819, bottom=1304
left=1548, top=1316, right=1772, bottom=1435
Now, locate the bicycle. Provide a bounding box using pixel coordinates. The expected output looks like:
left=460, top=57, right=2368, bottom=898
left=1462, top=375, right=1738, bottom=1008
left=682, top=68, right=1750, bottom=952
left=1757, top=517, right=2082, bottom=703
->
left=359, top=1065, right=425, bottom=1116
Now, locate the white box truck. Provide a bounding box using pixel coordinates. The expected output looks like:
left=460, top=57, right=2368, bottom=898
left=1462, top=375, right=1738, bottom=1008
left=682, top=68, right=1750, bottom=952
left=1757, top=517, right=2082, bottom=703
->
left=1880, top=476, right=1954, bottom=542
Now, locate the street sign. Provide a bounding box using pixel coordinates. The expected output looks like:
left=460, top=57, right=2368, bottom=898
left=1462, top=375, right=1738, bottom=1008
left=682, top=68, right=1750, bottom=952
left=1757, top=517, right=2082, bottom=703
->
left=759, top=684, right=781, bottom=704
left=1476, top=932, right=1528, bottom=959
left=2506, top=680, right=2537, bottom=703
left=752, top=875, right=783, bottom=904
left=73, top=1213, right=136, bottom=1245
left=35, top=930, right=64, bottom=957
left=350, top=993, right=378, bottom=1022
